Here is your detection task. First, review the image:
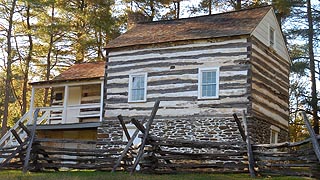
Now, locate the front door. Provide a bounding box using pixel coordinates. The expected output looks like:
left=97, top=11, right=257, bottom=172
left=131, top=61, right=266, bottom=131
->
left=67, top=86, right=81, bottom=123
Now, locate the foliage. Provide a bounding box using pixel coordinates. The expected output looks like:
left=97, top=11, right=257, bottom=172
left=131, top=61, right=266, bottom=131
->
left=0, top=0, right=121, bottom=131
left=284, top=0, right=320, bottom=135
left=124, top=0, right=172, bottom=21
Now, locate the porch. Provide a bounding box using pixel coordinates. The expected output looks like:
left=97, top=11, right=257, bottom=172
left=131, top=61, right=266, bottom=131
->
left=29, top=80, right=104, bottom=125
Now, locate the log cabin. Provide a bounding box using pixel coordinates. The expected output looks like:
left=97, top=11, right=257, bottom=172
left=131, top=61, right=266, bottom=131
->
left=0, top=6, right=289, bottom=152
left=101, top=6, right=290, bottom=145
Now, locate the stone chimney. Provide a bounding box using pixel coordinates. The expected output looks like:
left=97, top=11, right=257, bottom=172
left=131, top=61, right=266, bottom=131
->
left=127, top=11, right=150, bottom=30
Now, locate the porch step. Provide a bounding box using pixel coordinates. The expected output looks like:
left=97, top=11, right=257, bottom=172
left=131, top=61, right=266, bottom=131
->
left=0, top=111, right=32, bottom=149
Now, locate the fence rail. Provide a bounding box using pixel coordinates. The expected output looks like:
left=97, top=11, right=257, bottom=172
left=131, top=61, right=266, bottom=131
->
left=1, top=102, right=319, bottom=178
left=253, top=136, right=320, bottom=177
left=0, top=137, right=135, bottom=171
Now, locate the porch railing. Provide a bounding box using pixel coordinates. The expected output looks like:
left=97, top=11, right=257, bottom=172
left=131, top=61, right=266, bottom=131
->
left=43, top=103, right=101, bottom=124
left=0, top=103, right=101, bottom=148
left=0, top=111, right=32, bottom=148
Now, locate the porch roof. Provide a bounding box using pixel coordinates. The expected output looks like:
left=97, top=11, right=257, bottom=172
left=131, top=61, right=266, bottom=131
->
left=30, top=61, right=106, bottom=86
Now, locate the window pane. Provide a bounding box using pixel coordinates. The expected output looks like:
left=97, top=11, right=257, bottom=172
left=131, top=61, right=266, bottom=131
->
left=271, top=131, right=276, bottom=144
left=270, top=28, right=275, bottom=46
left=202, top=72, right=207, bottom=83
left=139, top=89, right=144, bottom=100
left=131, top=75, right=145, bottom=101
left=211, top=72, right=216, bottom=83
left=132, top=76, right=143, bottom=88
left=208, top=84, right=216, bottom=96
left=132, top=89, right=137, bottom=101
left=132, top=77, right=137, bottom=88
left=207, top=72, right=212, bottom=82
left=202, top=85, right=207, bottom=97
left=202, top=84, right=216, bottom=97
left=201, top=70, right=217, bottom=97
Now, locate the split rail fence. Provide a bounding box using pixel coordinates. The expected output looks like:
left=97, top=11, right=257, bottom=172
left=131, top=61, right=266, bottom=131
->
left=0, top=100, right=319, bottom=178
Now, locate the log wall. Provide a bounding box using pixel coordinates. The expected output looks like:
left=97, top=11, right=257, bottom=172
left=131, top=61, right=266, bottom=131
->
left=81, top=84, right=101, bottom=104
left=102, top=38, right=251, bottom=145
left=251, top=9, right=290, bottom=61
left=36, top=129, right=97, bottom=150
left=249, top=36, right=290, bottom=143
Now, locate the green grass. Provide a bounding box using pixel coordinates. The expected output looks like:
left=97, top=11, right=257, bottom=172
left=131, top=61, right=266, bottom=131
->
left=0, top=170, right=315, bottom=180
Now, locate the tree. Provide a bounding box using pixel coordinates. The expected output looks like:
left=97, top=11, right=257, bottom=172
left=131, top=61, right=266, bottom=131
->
left=1, top=0, right=17, bottom=137
left=188, top=0, right=245, bottom=15
left=306, top=0, right=318, bottom=134
left=16, top=0, right=34, bottom=116
left=284, top=0, right=319, bottom=135
left=55, top=0, right=120, bottom=63
left=0, top=0, right=123, bottom=135
left=125, top=0, right=172, bottom=21
left=31, top=0, right=68, bottom=106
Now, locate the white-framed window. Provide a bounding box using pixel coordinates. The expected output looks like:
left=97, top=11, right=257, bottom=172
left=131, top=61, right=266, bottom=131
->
left=128, top=73, right=147, bottom=102
left=198, top=67, right=220, bottom=99
left=269, top=26, right=275, bottom=47
left=270, top=125, right=280, bottom=144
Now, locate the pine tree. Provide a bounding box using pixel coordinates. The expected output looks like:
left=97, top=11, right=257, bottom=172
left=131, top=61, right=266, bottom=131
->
left=1, top=0, right=17, bottom=137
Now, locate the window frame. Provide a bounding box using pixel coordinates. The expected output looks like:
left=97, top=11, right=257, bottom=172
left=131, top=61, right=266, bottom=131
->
left=269, top=25, right=275, bottom=48
left=128, top=73, right=148, bottom=102
left=270, top=125, right=280, bottom=144
left=198, top=67, right=220, bottom=99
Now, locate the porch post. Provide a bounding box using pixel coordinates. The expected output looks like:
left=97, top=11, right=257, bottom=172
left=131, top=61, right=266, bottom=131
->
left=62, top=85, right=69, bottom=123
left=100, top=81, right=104, bottom=122
left=29, top=87, right=35, bottom=119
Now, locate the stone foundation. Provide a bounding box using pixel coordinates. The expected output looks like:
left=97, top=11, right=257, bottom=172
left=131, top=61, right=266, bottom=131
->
left=98, top=117, right=244, bottom=146
left=97, top=116, right=289, bottom=148
left=151, top=117, right=243, bottom=142
left=97, top=120, right=123, bottom=150
left=279, top=128, right=289, bottom=142
left=247, top=117, right=288, bottom=144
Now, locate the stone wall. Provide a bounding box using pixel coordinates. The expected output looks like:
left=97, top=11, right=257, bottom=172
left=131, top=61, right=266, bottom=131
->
left=97, top=116, right=289, bottom=150
left=279, top=128, right=289, bottom=143
left=247, top=117, right=289, bottom=144
left=97, top=116, right=244, bottom=147
left=97, top=120, right=123, bottom=149
left=151, top=117, right=243, bottom=142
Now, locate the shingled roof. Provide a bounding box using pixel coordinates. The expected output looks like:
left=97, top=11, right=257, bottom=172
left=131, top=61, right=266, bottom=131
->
left=30, top=61, right=105, bottom=85
left=53, top=61, right=105, bottom=81
left=106, top=6, right=272, bottom=49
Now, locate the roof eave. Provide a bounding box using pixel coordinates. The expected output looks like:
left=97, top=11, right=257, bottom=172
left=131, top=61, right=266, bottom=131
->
left=106, top=34, right=252, bottom=51
left=30, top=77, right=104, bottom=87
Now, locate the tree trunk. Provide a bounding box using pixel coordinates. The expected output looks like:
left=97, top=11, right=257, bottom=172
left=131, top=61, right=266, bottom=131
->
left=307, top=0, right=319, bottom=134
left=236, top=0, right=241, bottom=10
left=43, top=2, right=55, bottom=107
left=150, top=0, right=155, bottom=21
left=75, top=0, right=86, bottom=63
left=21, top=2, right=33, bottom=116
left=2, top=0, right=17, bottom=137
left=176, top=1, right=180, bottom=19
left=208, top=0, right=212, bottom=15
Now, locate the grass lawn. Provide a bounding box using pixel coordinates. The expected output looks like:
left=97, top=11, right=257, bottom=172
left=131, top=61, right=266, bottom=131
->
left=0, top=170, right=315, bottom=180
